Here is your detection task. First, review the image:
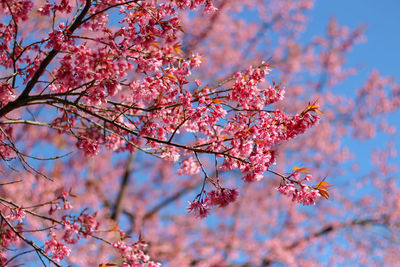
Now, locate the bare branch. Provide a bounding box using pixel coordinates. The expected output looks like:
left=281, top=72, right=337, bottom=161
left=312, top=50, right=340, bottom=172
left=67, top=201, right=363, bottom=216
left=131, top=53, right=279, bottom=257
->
left=0, top=211, right=62, bottom=267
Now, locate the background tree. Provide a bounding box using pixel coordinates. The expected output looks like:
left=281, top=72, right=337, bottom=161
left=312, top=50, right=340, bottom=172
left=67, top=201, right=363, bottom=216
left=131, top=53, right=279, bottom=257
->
left=0, top=0, right=399, bottom=266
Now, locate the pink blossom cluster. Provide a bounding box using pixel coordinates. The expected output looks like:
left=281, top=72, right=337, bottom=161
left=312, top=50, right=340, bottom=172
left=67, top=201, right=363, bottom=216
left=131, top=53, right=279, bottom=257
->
left=208, top=188, right=239, bottom=207
left=160, top=146, right=181, bottom=162
left=46, top=23, right=74, bottom=51
left=228, top=66, right=278, bottom=109
left=6, top=207, right=26, bottom=223
left=0, top=225, right=19, bottom=248
left=0, top=83, right=15, bottom=107
left=178, top=157, right=200, bottom=175
left=280, top=111, right=320, bottom=140
left=51, top=110, right=77, bottom=134
left=44, top=232, right=71, bottom=262
left=113, top=240, right=161, bottom=267
left=188, top=188, right=239, bottom=218
left=78, top=213, right=99, bottom=237
left=62, top=220, right=81, bottom=244
left=0, top=224, right=20, bottom=265
left=37, top=0, right=74, bottom=15
left=187, top=199, right=210, bottom=218
left=219, top=103, right=319, bottom=182
left=76, top=127, right=103, bottom=156
left=277, top=183, right=321, bottom=205
left=0, top=143, right=13, bottom=160
left=76, top=139, right=100, bottom=156
left=0, top=0, right=33, bottom=22
left=47, top=191, right=75, bottom=215
left=0, top=126, right=14, bottom=159
left=62, top=212, right=99, bottom=244
left=175, top=0, right=217, bottom=12
left=0, top=251, right=6, bottom=266
left=0, top=23, right=13, bottom=68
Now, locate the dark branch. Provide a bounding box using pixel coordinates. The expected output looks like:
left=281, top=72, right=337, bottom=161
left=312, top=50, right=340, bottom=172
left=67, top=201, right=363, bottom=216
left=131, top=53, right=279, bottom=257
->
left=111, top=153, right=135, bottom=221
left=260, top=216, right=386, bottom=266
left=0, top=0, right=92, bottom=117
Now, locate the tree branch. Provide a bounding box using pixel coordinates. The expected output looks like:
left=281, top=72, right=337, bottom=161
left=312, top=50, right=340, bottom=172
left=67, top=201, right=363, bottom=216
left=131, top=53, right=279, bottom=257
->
left=142, top=182, right=200, bottom=221
left=0, top=211, right=62, bottom=267
left=260, top=216, right=387, bottom=266
left=111, top=153, right=135, bottom=221
left=0, top=0, right=92, bottom=118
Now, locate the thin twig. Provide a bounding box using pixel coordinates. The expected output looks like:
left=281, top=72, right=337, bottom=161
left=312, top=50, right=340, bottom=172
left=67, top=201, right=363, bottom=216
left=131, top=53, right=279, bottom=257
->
left=0, top=211, right=62, bottom=267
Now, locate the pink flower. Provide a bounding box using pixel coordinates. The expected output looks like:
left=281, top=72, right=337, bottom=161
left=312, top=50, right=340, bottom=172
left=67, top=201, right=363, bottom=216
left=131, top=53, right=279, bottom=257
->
left=0, top=228, right=18, bottom=247
left=76, top=139, right=100, bottom=156
left=7, top=207, right=26, bottom=223
left=204, top=3, right=218, bottom=13
left=0, top=83, right=16, bottom=107
left=178, top=157, right=200, bottom=175
left=277, top=184, right=321, bottom=205
left=189, top=54, right=203, bottom=68
left=45, top=233, right=71, bottom=262
left=0, top=251, right=7, bottom=266
left=49, top=83, right=68, bottom=93
left=160, top=147, right=180, bottom=162
left=37, top=3, right=52, bottom=16
left=79, top=213, right=99, bottom=236
left=187, top=199, right=210, bottom=218
left=62, top=220, right=80, bottom=244
left=61, top=191, right=69, bottom=198
left=208, top=188, right=239, bottom=207
left=294, top=187, right=321, bottom=205
left=277, top=184, right=296, bottom=196
left=63, top=200, right=73, bottom=210
left=113, top=239, right=160, bottom=266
